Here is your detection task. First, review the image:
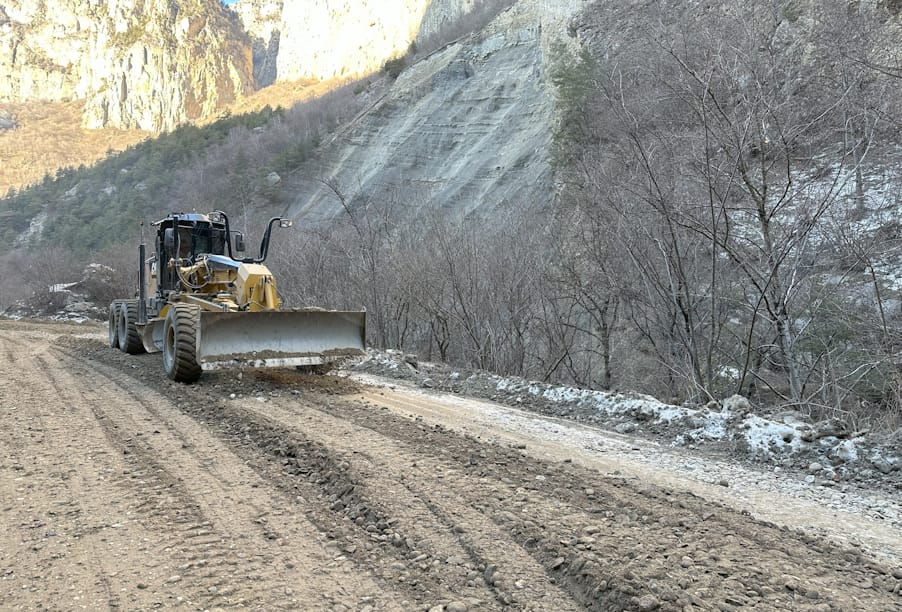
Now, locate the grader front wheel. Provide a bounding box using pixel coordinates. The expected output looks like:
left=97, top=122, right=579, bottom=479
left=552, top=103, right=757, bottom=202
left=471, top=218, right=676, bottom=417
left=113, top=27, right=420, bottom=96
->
left=162, top=303, right=202, bottom=383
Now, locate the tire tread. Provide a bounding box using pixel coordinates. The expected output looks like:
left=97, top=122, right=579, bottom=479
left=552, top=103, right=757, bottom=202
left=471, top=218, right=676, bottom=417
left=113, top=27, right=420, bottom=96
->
left=119, top=300, right=146, bottom=355
left=165, top=303, right=201, bottom=383
left=108, top=301, right=122, bottom=349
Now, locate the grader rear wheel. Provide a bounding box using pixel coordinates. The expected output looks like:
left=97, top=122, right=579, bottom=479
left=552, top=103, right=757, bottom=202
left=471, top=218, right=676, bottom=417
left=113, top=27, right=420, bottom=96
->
left=163, top=303, right=202, bottom=383
left=117, top=300, right=146, bottom=355
left=108, top=302, right=120, bottom=349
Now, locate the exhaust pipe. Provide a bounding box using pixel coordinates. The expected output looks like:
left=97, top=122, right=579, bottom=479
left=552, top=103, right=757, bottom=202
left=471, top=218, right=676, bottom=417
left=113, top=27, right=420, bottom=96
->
left=138, top=242, right=147, bottom=325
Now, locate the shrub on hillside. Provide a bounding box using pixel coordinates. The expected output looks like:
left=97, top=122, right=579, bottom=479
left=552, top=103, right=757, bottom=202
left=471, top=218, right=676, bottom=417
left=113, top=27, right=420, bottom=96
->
left=383, top=56, right=407, bottom=80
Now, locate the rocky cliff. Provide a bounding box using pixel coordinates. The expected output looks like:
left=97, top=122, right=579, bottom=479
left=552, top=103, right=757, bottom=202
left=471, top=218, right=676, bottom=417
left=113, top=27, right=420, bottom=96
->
left=1, top=0, right=515, bottom=132
left=284, top=0, right=586, bottom=222
left=0, top=0, right=254, bottom=131
left=230, top=0, right=481, bottom=83
left=276, top=0, right=431, bottom=81
left=229, top=0, right=281, bottom=87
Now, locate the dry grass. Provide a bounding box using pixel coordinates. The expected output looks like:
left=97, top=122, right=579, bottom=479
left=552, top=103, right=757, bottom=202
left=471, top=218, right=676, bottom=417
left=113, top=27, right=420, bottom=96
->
left=0, top=101, right=149, bottom=195
left=221, top=76, right=358, bottom=117
left=0, top=76, right=359, bottom=196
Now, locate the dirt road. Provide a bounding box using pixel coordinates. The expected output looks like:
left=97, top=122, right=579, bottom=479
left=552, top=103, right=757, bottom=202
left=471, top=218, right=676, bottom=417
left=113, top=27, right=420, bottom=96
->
left=1, top=320, right=900, bottom=611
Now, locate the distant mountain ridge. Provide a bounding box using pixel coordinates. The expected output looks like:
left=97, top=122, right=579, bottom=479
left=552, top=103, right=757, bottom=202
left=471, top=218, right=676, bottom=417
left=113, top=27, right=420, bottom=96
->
left=0, top=0, right=484, bottom=132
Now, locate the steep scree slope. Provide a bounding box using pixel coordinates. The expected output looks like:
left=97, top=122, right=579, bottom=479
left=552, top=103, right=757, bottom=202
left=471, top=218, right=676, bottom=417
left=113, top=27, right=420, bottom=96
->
left=285, top=0, right=582, bottom=222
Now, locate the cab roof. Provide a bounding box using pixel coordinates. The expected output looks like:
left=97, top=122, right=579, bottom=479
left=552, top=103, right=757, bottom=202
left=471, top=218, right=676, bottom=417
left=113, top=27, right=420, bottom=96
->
left=153, top=212, right=217, bottom=226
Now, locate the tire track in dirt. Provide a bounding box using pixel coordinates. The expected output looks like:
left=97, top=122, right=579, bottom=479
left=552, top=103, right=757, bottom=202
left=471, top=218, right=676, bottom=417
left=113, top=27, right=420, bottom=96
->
left=0, top=331, right=163, bottom=609
left=66, top=354, right=462, bottom=609
left=60, top=348, right=501, bottom=609
left=359, top=383, right=902, bottom=564
left=246, top=397, right=583, bottom=610
left=48, top=348, right=405, bottom=611
left=53, top=340, right=553, bottom=609
left=35, top=325, right=902, bottom=611
left=34, top=350, right=257, bottom=609
left=290, top=393, right=902, bottom=611
left=356, top=388, right=902, bottom=586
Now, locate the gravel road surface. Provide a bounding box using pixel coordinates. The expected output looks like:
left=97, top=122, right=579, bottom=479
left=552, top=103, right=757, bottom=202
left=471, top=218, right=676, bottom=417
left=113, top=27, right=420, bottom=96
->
left=1, top=320, right=900, bottom=611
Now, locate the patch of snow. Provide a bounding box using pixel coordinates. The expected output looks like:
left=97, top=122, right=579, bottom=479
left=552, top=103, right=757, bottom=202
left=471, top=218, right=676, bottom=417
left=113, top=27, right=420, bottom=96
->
left=49, top=313, right=90, bottom=323
left=742, top=414, right=802, bottom=454
left=16, top=210, right=47, bottom=246
left=655, top=406, right=687, bottom=423
left=832, top=439, right=859, bottom=463
left=352, top=349, right=901, bottom=491
left=718, top=366, right=741, bottom=381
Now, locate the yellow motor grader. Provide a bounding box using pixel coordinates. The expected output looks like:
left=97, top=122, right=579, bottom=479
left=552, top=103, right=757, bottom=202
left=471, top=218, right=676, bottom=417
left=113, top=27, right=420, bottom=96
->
left=108, top=211, right=366, bottom=383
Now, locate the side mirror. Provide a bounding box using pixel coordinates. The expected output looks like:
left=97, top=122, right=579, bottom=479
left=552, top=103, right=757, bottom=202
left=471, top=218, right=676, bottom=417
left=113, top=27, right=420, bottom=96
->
left=279, top=219, right=293, bottom=228
left=234, top=232, right=246, bottom=253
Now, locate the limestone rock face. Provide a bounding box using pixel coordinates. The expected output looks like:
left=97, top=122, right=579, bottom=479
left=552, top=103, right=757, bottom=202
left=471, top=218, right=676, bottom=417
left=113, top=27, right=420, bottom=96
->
left=0, top=0, right=254, bottom=132
left=229, top=0, right=281, bottom=86
left=231, top=0, right=479, bottom=83
left=275, top=0, right=431, bottom=81
left=417, top=0, right=480, bottom=42
left=286, top=0, right=585, bottom=222
left=0, top=0, right=85, bottom=102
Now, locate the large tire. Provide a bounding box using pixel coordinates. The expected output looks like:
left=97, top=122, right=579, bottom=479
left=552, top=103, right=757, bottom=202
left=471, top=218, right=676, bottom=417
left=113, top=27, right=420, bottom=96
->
left=108, top=301, right=121, bottom=348
left=118, top=300, right=146, bottom=355
left=162, top=303, right=202, bottom=383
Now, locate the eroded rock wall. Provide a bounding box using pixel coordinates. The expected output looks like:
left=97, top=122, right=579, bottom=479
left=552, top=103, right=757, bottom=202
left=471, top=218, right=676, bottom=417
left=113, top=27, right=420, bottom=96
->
left=231, top=0, right=481, bottom=83
left=285, top=0, right=586, bottom=222
left=0, top=0, right=254, bottom=131
left=275, top=0, right=432, bottom=81
left=229, top=0, right=281, bottom=86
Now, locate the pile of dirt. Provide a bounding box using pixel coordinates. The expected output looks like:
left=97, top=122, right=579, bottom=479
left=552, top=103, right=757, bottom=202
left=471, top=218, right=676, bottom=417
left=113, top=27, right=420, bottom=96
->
left=351, top=350, right=902, bottom=490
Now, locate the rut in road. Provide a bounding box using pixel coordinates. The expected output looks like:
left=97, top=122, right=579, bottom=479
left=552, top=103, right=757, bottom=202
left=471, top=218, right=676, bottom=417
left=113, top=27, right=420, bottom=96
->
left=258, top=393, right=902, bottom=611
left=63, top=346, right=588, bottom=610
left=0, top=332, right=144, bottom=610
left=40, top=356, right=300, bottom=609
left=250, top=398, right=583, bottom=610
left=61, top=330, right=902, bottom=612
left=1, top=329, right=409, bottom=611
left=54, top=345, right=494, bottom=610
left=5, top=325, right=897, bottom=611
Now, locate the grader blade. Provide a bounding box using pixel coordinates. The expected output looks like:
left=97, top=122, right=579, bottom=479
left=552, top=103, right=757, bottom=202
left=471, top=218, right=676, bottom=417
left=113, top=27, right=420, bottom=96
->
left=197, top=310, right=366, bottom=371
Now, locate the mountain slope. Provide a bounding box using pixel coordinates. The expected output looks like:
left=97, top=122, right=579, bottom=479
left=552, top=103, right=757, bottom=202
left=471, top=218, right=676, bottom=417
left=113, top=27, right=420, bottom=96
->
left=285, top=0, right=569, bottom=223
left=0, top=0, right=579, bottom=243
left=0, top=0, right=254, bottom=131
